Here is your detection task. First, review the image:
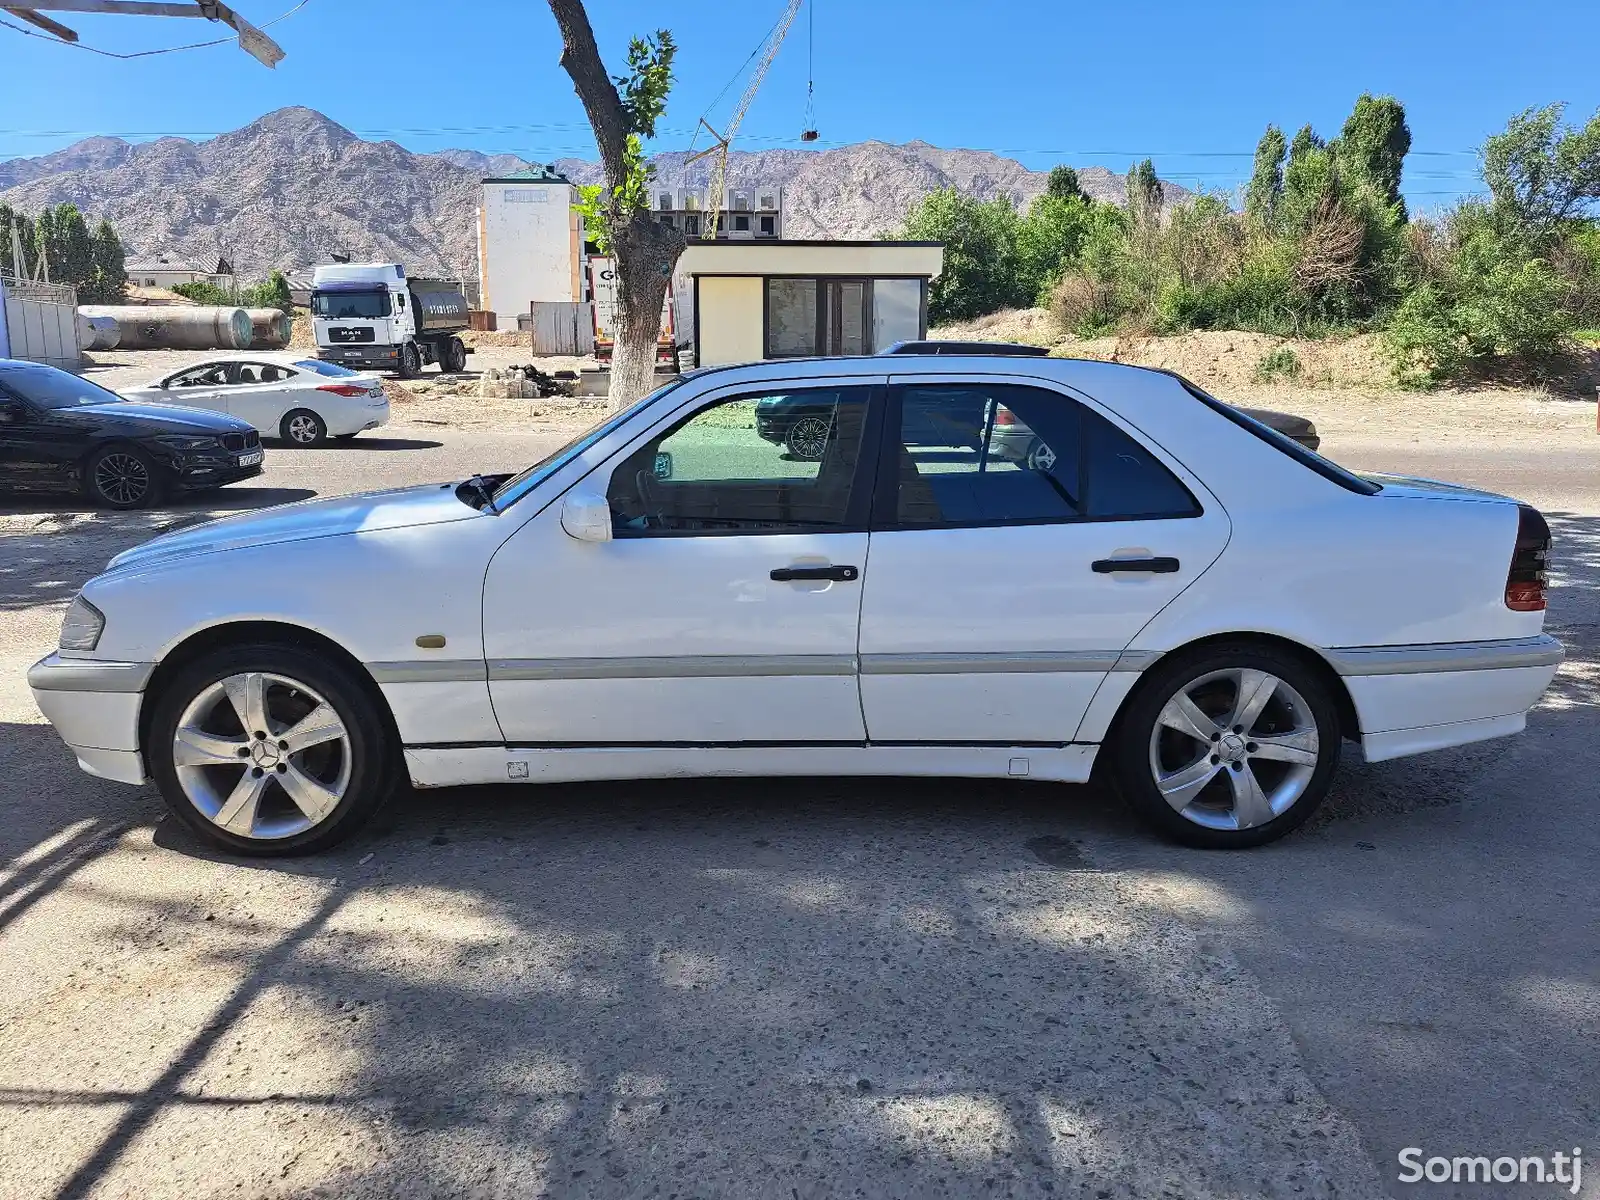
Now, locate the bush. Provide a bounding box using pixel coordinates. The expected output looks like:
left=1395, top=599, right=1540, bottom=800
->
left=171, top=280, right=237, bottom=305
left=1049, top=273, right=1121, bottom=337
left=1253, top=346, right=1303, bottom=382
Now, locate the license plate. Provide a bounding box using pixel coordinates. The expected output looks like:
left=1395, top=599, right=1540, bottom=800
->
left=236, top=450, right=264, bottom=467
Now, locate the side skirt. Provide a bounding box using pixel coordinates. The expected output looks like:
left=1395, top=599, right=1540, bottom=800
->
left=404, top=743, right=1100, bottom=789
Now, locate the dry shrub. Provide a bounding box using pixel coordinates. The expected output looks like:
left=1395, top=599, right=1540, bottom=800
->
left=1293, top=196, right=1365, bottom=298
left=1049, top=273, right=1118, bottom=336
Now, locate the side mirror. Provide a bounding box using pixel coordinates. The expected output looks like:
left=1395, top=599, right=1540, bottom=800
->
left=560, top=488, right=613, bottom=542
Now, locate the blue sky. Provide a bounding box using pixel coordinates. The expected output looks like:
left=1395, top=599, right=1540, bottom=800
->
left=1, top=0, right=1596, bottom=212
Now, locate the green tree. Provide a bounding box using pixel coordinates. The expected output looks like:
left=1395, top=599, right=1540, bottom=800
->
left=85, top=219, right=128, bottom=304
left=1015, top=190, right=1095, bottom=303
left=1045, top=165, right=1083, bottom=201
left=39, top=203, right=95, bottom=289
left=897, top=187, right=1024, bottom=321
left=1288, top=124, right=1324, bottom=166
left=1336, top=93, right=1412, bottom=216
left=1482, top=103, right=1600, bottom=243
left=0, top=203, right=35, bottom=277
left=249, top=268, right=293, bottom=314
left=1245, top=125, right=1287, bottom=225
left=1125, top=158, right=1163, bottom=221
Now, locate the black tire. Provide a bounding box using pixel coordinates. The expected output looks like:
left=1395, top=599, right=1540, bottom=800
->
left=1107, top=641, right=1341, bottom=849
left=147, top=642, right=397, bottom=857
left=398, top=342, right=420, bottom=379
left=442, top=337, right=467, bottom=373
left=280, top=409, right=327, bottom=447
left=784, top=413, right=832, bottom=461
left=85, top=444, right=161, bottom=510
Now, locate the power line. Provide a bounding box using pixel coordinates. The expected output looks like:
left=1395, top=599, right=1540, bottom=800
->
left=0, top=0, right=309, bottom=60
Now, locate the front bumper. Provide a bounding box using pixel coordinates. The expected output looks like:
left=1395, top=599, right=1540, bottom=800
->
left=28, top=653, right=152, bottom=785
left=170, top=462, right=263, bottom=492
left=322, top=345, right=401, bottom=370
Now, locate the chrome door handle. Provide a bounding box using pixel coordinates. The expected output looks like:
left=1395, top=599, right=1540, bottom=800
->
left=1092, top=557, right=1180, bottom=574
left=771, top=565, right=859, bottom=582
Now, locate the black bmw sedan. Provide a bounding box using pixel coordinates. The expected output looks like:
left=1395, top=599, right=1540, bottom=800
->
left=0, top=359, right=263, bottom=509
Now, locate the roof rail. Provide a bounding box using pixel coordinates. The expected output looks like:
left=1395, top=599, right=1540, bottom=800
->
left=880, top=340, right=1050, bottom=357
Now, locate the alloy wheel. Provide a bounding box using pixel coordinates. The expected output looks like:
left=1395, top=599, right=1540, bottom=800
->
left=787, top=415, right=831, bottom=460
left=94, top=452, right=150, bottom=506
left=1147, top=667, right=1321, bottom=831
left=1026, top=440, right=1057, bottom=472
left=287, top=414, right=320, bottom=444
left=171, top=671, right=352, bottom=840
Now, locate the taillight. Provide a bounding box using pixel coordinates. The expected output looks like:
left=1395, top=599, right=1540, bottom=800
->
left=1505, top=504, right=1550, bottom=612
left=318, top=383, right=369, bottom=397
left=993, top=406, right=1017, bottom=426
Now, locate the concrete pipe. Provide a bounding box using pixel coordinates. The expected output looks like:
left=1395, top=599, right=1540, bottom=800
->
left=77, top=305, right=253, bottom=351
left=74, top=312, right=122, bottom=351
left=245, top=308, right=293, bottom=348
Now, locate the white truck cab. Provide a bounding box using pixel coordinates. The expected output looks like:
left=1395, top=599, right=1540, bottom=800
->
left=310, top=262, right=471, bottom=378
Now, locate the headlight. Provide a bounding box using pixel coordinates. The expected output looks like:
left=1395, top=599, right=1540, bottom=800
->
left=153, top=434, right=221, bottom=451
left=60, top=595, right=105, bottom=652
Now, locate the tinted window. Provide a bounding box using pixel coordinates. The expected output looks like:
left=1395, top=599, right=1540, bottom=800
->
left=167, top=363, right=229, bottom=389
left=891, top=384, right=1082, bottom=527
left=1082, top=409, right=1200, bottom=518
left=294, top=359, right=359, bottom=377
left=608, top=387, right=870, bottom=535
left=766, top=279, right=817, bottom=357
left=0, top=364, right=123, bottom=410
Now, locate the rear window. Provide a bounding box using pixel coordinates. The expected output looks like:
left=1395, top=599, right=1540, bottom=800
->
left=1177, top=378, right=1380, bottom=495
left=296, top=359, right=360, bottom=378
left=0, top=363, right=122, bottom=410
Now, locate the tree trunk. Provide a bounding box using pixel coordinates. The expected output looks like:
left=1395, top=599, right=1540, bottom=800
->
left=606, top=212, right=683, bottom=408
left=545, top=0, right=688, bottom=409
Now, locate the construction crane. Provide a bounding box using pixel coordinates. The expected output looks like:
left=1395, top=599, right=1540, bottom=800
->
left=686, top=0, right=803, bottom=239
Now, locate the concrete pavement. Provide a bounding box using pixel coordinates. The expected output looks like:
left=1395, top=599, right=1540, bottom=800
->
left=0, top=423, right=1593, bottom=1198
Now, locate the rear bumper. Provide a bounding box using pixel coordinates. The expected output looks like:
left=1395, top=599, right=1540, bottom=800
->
left=1335, top=636, right=1563, bottom=763
left=28, top=653, right=150, bottom=785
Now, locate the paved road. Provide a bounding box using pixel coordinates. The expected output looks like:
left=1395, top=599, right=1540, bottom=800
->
left=0, top=424, right=1594, bottom=1198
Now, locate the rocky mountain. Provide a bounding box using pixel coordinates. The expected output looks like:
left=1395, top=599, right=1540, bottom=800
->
left=0, top=108, right=1189, bottom=278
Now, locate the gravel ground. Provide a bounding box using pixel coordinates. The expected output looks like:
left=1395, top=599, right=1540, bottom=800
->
left=0, top=380, right=1596, bottom=1197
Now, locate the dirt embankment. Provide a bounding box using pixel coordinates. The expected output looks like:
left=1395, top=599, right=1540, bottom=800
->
left=931, top=309, right=1600, bottom=451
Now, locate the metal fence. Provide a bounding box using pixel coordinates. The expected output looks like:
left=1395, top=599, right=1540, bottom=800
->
left=528, top=301, right=594, bottom=356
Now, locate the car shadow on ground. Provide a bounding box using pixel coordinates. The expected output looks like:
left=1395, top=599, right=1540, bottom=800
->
left=4, top=518, right=1596, bottom=1197
left=264, top=438, right=444, bottom=452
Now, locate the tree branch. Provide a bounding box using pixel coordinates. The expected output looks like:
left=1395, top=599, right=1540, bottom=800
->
left=545, top=0, right=630, bottom=191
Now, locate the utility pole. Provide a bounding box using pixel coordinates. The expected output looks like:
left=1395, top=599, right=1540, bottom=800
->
left=3, top=1, right=286, bottom=66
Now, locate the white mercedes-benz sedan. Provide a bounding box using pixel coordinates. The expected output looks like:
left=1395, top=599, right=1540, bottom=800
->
left=29, top=355, right=1561, bottom=855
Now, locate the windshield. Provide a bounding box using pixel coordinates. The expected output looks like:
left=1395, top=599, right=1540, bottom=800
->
left=0, top=364, right=125, bottom=410
left=492, top=376, right=694, bottom=508
left=312, top=289, right=390, bottom=319
left=294, top=358, right=361, bottom=377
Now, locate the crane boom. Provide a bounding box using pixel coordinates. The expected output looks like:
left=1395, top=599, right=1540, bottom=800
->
left=687, top=0, right=803, bottom=238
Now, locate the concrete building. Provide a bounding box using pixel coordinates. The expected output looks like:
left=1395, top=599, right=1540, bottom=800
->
left=476, top=165, right=584, bottom=328
left=652, top=186, right=785, bottom=239
left=125, top=255, right=234, bottom=290
left=675, top=240, right=944, bottom=367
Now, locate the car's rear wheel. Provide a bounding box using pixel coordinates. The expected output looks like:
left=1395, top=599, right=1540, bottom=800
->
left=784, top=414, right=832, bottom=460
left=147, top=643, right=396, bottom=856
left=280, top=409, right=327, bottom=446
left=442, top=337, right=467, bottom=373
left=1108, top=643, right=1340, bottom=848
left=85, top=445, right=160, bottom=509
left=1025, top=438, right=1056, bottom=472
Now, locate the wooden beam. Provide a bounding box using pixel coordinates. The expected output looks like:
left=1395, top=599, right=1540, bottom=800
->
left=1, top=6, right=80, bottom=39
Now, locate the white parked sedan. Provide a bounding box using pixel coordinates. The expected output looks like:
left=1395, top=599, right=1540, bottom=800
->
left=30, top=355, right=1560, bottom=855
left=119, top=353, right=389, bottom=446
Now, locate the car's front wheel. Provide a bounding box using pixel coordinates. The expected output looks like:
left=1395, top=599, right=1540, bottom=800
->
left=398, top=343, right=420, bottom=379
left=147, top=643, right=396, bottom=856
left=86, top=444, right=161, bottom=509
left=1108, top=643, right=1341, bottom=848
